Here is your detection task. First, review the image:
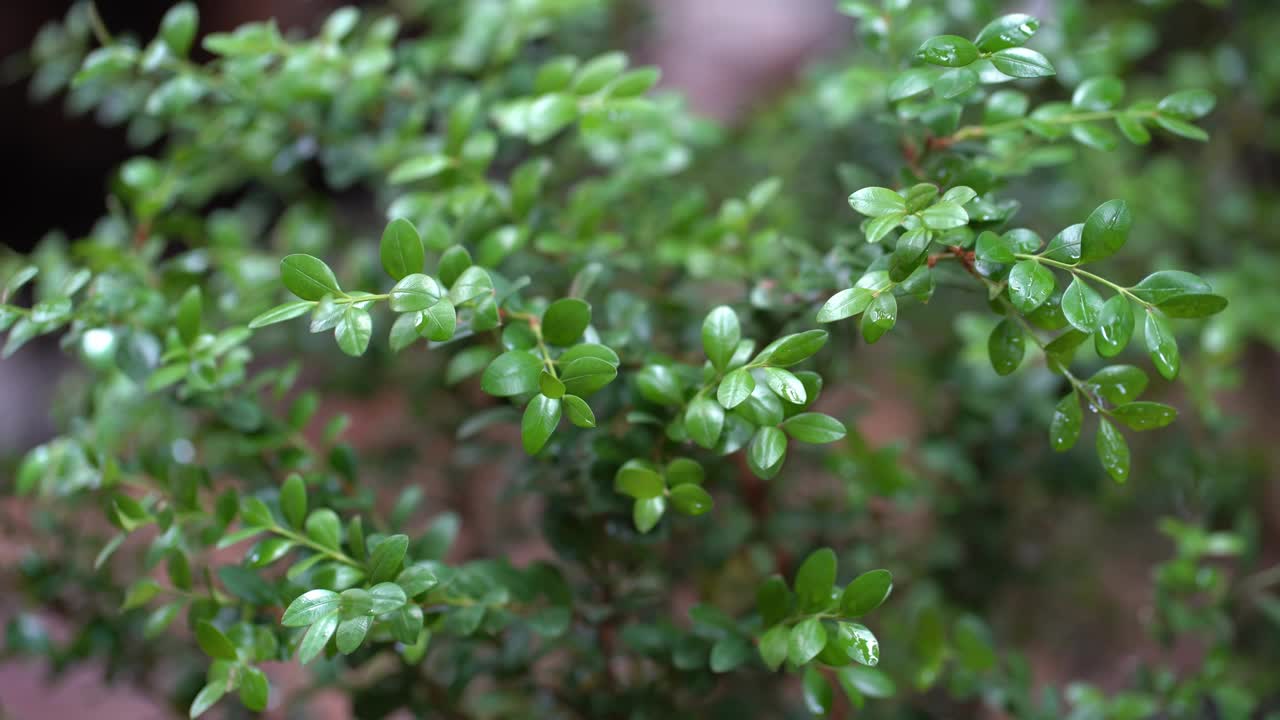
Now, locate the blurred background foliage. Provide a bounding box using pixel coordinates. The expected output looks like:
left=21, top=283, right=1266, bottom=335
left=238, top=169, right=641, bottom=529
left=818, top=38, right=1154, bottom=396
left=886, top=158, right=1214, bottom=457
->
left=0, top=0, right=1278, bottom=718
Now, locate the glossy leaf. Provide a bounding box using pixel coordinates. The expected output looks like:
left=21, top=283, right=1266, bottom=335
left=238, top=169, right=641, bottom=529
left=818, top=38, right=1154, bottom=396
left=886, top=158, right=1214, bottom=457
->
left=281, top=254, right=341, bottom=301
left=1096, top=419, right=1130, bottom=482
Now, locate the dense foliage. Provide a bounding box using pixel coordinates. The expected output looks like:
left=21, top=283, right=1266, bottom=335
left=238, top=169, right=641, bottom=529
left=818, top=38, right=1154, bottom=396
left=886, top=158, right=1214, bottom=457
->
left=3, top=1, right=1277, bottom=718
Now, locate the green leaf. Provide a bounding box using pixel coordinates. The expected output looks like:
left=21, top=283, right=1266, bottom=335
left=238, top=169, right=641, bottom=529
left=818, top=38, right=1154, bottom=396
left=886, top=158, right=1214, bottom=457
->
left=837, top=665, right=896, bottom=699
left=1072, top=76, right=1124, bottom=111
left=448, top=266, right=494, bottom=305
left=1049, top=391, right=1082, bottom=452
left=888, top=69, right=932, bottom=101
left=560, top=356, right=618, bottom=396
left=975, top=14, right=1040, bottom=51
left=481, top=351, right=543, bottom=396
left=238, top=666, right=269, bottom=712
left=543, top=298, right=591, bottom=346
left=757, top=576, right=791, bottom=628
left=615, top=460, right=665, bottom=499
left=759, top=624, right=790, bottom=671
left=710, top=636, right=752, bottom=673
left=762, top=367, right=806, bottom=405
left=438, top=246, right=472, bottom=287
left=848, top=187, right=906, bottom=217
left=864, top=212, right=905, bottom=244
left=280, top=474, right=306, bottom=529
left=563, top=394, right=596, bottom=428
left=1008, top=261, right=1054, bottom=313
left=756, top=330, right=829, bottom=367
left=1071, top=123, right=1118, bottom=152
left=195, top=620, right=238, bottom=660
left=817, top=288, right=873, bottom=323
left=1157, top=293, right=1228, bottom=318
left=1157, top=89, right=1216, bottom=119
left=1154, top=115, right=1208, bottom=141
left=637, top=365, right=685, bottom=405
left=975, top=231, right=1015, bottom=264
left=335, top=305, right=372, bottom=357
left=388, top=155, right=451, bottom=184
left=389, top=274, right=443, bottom=312
left=935, top=67, right=978, bottom=99
left=336, top=616, right=371, bottom=654
left=246, top=538, right=293, bottom=567
left=176, top=286, right=202, bottom=345
left=990, top=48, right=1055, bottom=78
left=919, top=202, right=968, bottom=230
left=607, top=67, right=661, bottom=98
left=280, top=254, right=341, bottom=301
left=915, top=35, right=979, bottom=67
left=781, top=413, right=846, bottom=444
left=1116, top=114, right=1152, bottom=145
left=397, top=564, right=440, bottom=598
left=369, top=581, right=408, bottom=614
left=987, top=318, right=1025, bottom=376
left=189, top=683, right=225, bottom=719
left=718, top=368, right=756, bottom=409
left=160, top=2, right=199, bottom=55
left=521, top=394, right=561, bottom=454
left=1080, top=200, right=1131, bottom=263
left=1111, top=402, right=1177, bottom=431
left=841, top=569, right=893, bottom=617
left=860, top=293, right=897, bottom=344
left=669, top=484, right=713, bottom=516
left=795, top=548, right=837, bottom=613
left=368, top=535, right=409, bottom=584
left=1095, top=295, right=1134, bottom=358
left=1144, top=310, right=1180, bottom=380
left=1061, top=277, right=1104, bottom=333
left=1088, top=365, right=1149, bottom=405
left=305, top=509, right=343, bottom=551
left=748, top=427, right=787, bottom=479
left=633, top=497, right=666, bottom=533
left=830, top=622, right=880, bottom=666
left=527, top=93, right=578, bottom=144
left=380, top=218, right=425, bottom=280
left=686, top=396, right=725, bottom=449
left=298, top=612, right=339, bottom=664
left=249, top=301, right=313, bottom=329
left=122, top=578, right=161, bottom=610
left=1096, top=419, right=1130, bottom=482
left=1129, top=271, right=1211, bottom=305
left=418, top=298, right=456, bottom=342
left=803, top=666, right=834, bottom=715
left=539, top=371, right=565, bottom=399
left=788, top=617, right=828, bottom=666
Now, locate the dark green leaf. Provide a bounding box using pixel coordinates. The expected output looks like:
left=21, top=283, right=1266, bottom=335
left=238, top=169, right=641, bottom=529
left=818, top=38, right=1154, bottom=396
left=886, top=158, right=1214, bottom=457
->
left=542, top=298, right=591, bottom=346
left=915, top=35, right=979, bottom=67
left=1096, top=419, right=1130, bottom=482
left=686, top=396, right=725, bottom=449
left=860, top=293, right=897, bottom=343
left=176, top=286, right=202, bottom=345
left=757, top=330, right=829, bottom=367
left=1049, top=391, right=1082, bottom=452
left=987, top=318, right=1025, bottom=376
left=975, top=13, right=1040, bottom=51
left=438, top=246, right=472, bottom=287
left=195, top=620, right=238, bottom=660
left=238, top=666, right=269, bottom=712
left=1144, top=310, right=1180, bottom=380
left=1111, top=401, right=1177, bottom=431
left=368, top=534, right=409, bottom=584
left=1008, top=260, right=1055, bottom=313
left=710, top=636, right=752, bottom=673
left=1154, top=115, right=1208, bottom=141
left=759, top=624, right=790, bottom=671
left=1061, top=277, right=1104, bottom=333
left=975, top=231, right=1015, bottom=264
left=669, top=484, right=713, bottom=516
left=306, top=509, right=343, bottom=551
left=718, top=368, right=755, bottom=409
left=560, top=356, right=617, bottom=396
left=336, top=616, right=371, bottom=654
left=830, top=622, right=880, bottom=666
left=521, top=394, right=561, bottom=454
left=1095, top=295, right=1134, bottom=358
left=803, top=666, right=834, bottom=715
left=280, top=473, right=306, bottom=529
left=637, top=365, right=685, bottom=405
left=1080, top=200, right=1131, bottom=263
left=1157, top=293, right=1228, bottom=318
left=1129, top=271, right=1211, bottom=305
left=840, top=569, right=893, bottom=617
left=795, top=548, right=837, bottom=613
left=1088, top=365, right=1148, bottom=405
left=748, top=426, right=787, bottom=479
